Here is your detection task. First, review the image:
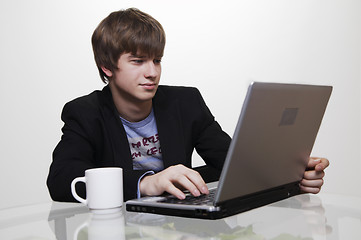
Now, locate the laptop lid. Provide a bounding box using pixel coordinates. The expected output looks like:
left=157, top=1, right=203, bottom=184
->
left=215, top=82, right=332, bottom=204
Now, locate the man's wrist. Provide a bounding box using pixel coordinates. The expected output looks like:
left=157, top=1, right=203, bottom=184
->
left=137, top=170, right=155, bottom=198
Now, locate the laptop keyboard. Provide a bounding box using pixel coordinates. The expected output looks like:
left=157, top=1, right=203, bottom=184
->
left=160, top=188, right=217, bottom=205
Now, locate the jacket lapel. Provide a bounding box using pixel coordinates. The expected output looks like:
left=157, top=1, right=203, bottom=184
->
left=153, top=87, right=187, bottom=169
left=99, top=86, right=133, bottom=169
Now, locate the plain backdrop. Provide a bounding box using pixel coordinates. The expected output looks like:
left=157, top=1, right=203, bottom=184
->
left=0, top=0, right=360, bottom=210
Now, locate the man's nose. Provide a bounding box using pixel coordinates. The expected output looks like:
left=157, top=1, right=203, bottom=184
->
left=144, top=61, right=158, bottom=79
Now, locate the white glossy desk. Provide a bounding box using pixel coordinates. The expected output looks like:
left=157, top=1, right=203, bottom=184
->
left=0, top=193, right=360, bottom=239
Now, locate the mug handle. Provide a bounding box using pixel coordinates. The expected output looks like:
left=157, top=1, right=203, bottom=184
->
left=71, top=177, right=87, bottom=204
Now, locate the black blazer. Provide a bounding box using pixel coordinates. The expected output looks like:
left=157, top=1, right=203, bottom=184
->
left=47, top=85, right=231, bottom=201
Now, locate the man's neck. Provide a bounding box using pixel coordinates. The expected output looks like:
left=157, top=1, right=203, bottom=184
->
left=118, top=102, right=152, bottom=122
left=109, top=86, right=153, bottom=123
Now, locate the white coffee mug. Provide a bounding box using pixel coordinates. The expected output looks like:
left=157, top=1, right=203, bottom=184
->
left=71, top=167, right=123, bottom=210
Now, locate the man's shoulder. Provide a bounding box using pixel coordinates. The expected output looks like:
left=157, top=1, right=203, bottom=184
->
left=157, top=85, right=199, bottom=92
left=63, top=91, right=100, bottom=113
left=154, top=85, right=206, bottom=112
left=62, top=86, right=111, bottom=115
left=157, top=85, right=201, bottom=98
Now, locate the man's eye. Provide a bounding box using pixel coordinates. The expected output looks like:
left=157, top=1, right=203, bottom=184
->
left=132, top=59, right=144, bottom=64
left=154, top=59, right=162, bottom=64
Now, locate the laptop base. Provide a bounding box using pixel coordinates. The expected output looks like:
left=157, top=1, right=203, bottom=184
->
left=126, top=181, right=301, bottom=219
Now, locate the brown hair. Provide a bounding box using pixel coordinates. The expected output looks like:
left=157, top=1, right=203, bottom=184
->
left=91, top=8, right=166, bottom=83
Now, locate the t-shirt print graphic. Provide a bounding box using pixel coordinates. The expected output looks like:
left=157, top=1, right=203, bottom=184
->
left=128, top=133, right=164, bottom=171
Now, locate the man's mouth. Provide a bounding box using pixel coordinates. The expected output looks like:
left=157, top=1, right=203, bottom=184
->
left=140, top=83, right=157, bottom=90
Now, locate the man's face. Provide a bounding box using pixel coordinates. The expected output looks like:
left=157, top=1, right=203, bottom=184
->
left=106, top=52, right=162, bottom=103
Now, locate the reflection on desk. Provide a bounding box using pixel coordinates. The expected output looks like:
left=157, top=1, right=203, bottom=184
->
left=0, top=193, right=360, bottom=239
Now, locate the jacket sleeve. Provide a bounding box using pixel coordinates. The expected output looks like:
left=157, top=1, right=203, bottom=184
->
left=47, top=100, right=96, bottom=202
left=46, top=99, right=147, bottom=202
left=190, top=88, right=232, bottom=180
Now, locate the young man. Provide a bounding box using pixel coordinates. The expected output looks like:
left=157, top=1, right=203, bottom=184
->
left=47, top=8, right=329, bottom=202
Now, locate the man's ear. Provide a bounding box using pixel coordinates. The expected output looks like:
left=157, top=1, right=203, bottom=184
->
left=101, top=66, right=113, bottom=78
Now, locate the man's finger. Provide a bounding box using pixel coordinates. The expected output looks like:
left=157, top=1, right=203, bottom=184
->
left=303, top=170, right=325, bottom=180
left=173, top=174, right=201, bottom=197
left=184, top=170, right=209, bottom=195
left=315, top=158, right=329, bottom=171
left=300, top=178, right=324, bottom=188
left=170, top=165, right=209, bottom=195
left=164, top=181, right=186, bottom=199
left=307, top=157, right=329, bottom=171
left=300, top=185, right=321, bottom=194
left=307, top=157, right=321, bottom=168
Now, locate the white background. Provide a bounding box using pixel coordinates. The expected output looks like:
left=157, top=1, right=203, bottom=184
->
left=0, top=0, right=360, bottom=210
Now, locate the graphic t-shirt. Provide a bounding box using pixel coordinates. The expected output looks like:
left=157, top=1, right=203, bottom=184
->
left=120, top=109, right=164, bottom=171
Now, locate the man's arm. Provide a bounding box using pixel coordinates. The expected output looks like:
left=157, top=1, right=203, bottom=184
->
left=47, top=100, right=97, bottom=202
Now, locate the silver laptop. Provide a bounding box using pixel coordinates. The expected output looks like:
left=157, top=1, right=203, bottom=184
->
left=126, top=82, right=332, bottom=219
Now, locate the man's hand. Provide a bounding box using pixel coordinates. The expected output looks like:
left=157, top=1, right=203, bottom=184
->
left=300, top=157, right=329, bottom=194
left=139, top=164, right=209, bottom=199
